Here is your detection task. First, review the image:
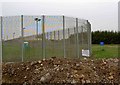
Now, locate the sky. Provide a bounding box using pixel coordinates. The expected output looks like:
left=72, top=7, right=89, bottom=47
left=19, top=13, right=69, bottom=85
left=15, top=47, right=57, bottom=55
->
left=0, top=0, right=119, bottom=32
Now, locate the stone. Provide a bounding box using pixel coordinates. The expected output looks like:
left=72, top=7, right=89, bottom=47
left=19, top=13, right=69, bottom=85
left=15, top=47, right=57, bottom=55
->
left=84, top=57, right=87, bottom=60
left=91, top=60, right=94, bottom=62
left=40, top=73, right=52, bottom=82
left=81, top=79, right=85, bottom=83
left=108, top=76, right=113, bottom=80
left=114, top=59, right=119, bottom=63
left=67, top=73, right=70, bottom=77
left=56, top=68, right=59, bottom=71
left=103, top=61, right=107, bottom=65
left=80, top=74, right=85, bottom=79
left=30, top=62, right=34, bottom=66
left=40, top=76, right=45, bottom=82
left=17, top=68, right=19, bottom=70
left=61, top=68, right=64, bottom=71
left=38, top=60, right=42, bottom=64
left=34, top=69, right=39, bottom=74
left=86, top=80, right=90, bottom=83
left=24, top=76, right=27, bottom=79
left=41, top=64, right=43, bottom=66
left=80, top=62, right=82, bottom=64
left=74, top=74, right=79, bottom=78
left=76, top=63, right=80, bottom=67
left=54, top=65, right=57, bottom=67
left=74, top=70, right=77, bottom=74
left=43, top=59, right=46, bottom=61
left=71, top=79, right=76, bottom=84
left=26, top=67, right=30, bottom=71
left=71, top=75, right=73, bottom=78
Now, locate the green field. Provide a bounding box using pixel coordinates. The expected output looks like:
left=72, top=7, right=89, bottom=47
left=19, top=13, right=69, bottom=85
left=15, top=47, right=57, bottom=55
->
left=2, top=39, right=119, bottom=62
left=92, top=44, right=119, bottom=59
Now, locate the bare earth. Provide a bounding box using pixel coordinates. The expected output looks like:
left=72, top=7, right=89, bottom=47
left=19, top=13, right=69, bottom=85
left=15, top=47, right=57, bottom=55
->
left=2, top=57, right=120, bottom=84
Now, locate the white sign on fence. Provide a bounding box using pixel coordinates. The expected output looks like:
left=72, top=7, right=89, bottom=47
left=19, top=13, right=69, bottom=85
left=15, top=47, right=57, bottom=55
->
left=82, top=49, right=90, bottom=57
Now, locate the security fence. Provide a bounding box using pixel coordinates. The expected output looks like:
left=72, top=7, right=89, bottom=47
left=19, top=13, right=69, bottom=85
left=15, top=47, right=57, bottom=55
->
left=0, top=16, right=2, bottom=84
left=0, top=15, right=91, bottom=62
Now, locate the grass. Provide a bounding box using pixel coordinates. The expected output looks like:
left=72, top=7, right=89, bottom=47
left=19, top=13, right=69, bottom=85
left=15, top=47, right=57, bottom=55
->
left=92, top=44, right=119, bottom=59
left=2, top=39, right=119, bottom=62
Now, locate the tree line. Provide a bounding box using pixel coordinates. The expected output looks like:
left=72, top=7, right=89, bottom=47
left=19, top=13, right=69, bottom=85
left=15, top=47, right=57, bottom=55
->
left=92, top=31, right=120, bottom=44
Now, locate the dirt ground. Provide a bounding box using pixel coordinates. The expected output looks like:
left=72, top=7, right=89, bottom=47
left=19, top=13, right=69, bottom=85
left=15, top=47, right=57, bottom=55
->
left=2, top=57, right=120, bottom=84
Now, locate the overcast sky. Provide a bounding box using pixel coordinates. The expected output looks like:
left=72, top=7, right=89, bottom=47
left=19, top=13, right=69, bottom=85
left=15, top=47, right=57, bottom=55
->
left=0, top=0, right=119, bottom=31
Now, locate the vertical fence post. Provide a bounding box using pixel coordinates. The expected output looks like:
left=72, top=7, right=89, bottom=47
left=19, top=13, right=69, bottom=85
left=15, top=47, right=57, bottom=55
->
left=0, top=16, right=2, bottom=85
left=50, top=31, right=53, bottom=56
left=54, top=31, right=56, bottom=40
left=50, top=32, right=52, bottom=40
left=58, top=30, right=60, bottom=40
left=21, top=15, right=24, bottom=62
left=68, top=28, right=70, bottom=38
left=63, top=16, right=66, bottom=58
left=53, top=31, right=55, bottom=56
left=68, top=28, right=70, bottom=57
left=42, top=15, right=45, bottom=59
left=81, top=26, right=83, bottom=56
left=87, top=21, right=91, bottom=56
left=0, top=16, right=2, bottom=62
left=87, top=21, right=89, bottom=56
left=76, top=18, right=79, bottom=58
left=90, top=23, right=92, bottom=56
left=0, top=16, right=2, bottom=58
left=86, top=20, right=91, bottom=57
left=74, top=27, right=77, bottom=58
left=47, top=32, right=49, bottom=40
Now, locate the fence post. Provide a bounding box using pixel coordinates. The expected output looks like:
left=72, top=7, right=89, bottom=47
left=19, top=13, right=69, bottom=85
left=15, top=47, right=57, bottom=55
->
left=50, top=32, right=51, bottom=40
left=58, top=30, right=60, bottom=40
left=68, top=28, right=70, bottom=38
left=53, top=31, right=55, bottom=56
left=90, top=22, right=92, bottom=56
left=63, top=16, right=66, bottom=58
left=74, top=27, right=77, bottom=58
left=67, top=28, right=70, bottom=57
left=47, top=32, right=49, bottom=40
left=0, top=16, right=2, bottom=62
left=21, top=15, right=24, bottom=62
left=81, top=26, right=83, bottom=56
left=87, top=20, right=91, bottom=56
left=76, top=18, right=79, bottom=58
left=42, top=15, right=45, bottom=59
left=0, top=16, right=2, bottom=85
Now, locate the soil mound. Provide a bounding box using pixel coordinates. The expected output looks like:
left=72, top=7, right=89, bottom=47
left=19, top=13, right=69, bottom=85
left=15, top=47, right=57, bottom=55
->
left=2, top=57, right=120, bottom=84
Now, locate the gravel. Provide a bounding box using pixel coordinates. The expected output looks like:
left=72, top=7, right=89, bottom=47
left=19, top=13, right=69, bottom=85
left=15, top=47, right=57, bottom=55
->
left=2, top=57, right=120, bottom=84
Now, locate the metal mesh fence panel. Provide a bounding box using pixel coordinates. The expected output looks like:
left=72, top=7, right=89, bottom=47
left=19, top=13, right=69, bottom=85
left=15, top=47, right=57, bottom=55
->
left=0, top=17, right=2, bottom=84
left=44, top=16, right=63, bottom=58
left=23, top=16, right=42, bottom=61
left=78, top=19, right=90, bottom=57
left=1, top=15, right=91, bottom=62
left=83, top=25, right=88, bottom=50
left=64, top=17, right=77, bottom=59
left=2, top=16, right=22, bottom=62
left=78, top=19, right=83, bottom=57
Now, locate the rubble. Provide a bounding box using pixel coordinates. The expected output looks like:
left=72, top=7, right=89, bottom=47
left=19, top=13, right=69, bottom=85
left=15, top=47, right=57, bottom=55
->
left=2, top=57, right=120, bottom=84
